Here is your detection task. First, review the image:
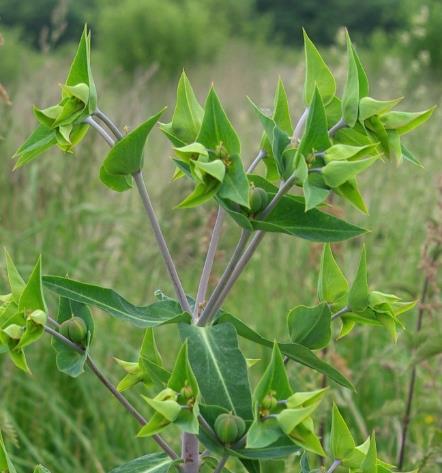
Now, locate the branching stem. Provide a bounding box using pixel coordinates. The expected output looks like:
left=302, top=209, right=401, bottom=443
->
left=213, top=455, right=229, bottom=473
left=85, top=114, right=191, bottom=314
left=326, top=459, right=341, bottom=473
left=44, top=325, right=179, bottom=462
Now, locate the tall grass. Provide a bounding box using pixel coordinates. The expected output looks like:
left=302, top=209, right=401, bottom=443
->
left=0, top=41, right=441, bottom=472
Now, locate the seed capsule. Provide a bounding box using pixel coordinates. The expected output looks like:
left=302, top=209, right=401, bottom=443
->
left=60, top=316, right=87, bottom=344
left=261, top=393, right=278, bottom=411
left=249, top=187, right=269, bottom=214
left=214, top=413, right=246, bottom=444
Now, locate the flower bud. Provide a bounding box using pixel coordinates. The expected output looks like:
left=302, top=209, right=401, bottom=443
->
left=60, top=316, right=88, bottom=344
left=249, top=187, right=269, bottom=214
left=214, top=413, right=246, bottom=444
left=180, top=383, right=194, bottom=400
left=3, top=324, right=24, bottom=340
left=29, top=309, right=47, bottom=326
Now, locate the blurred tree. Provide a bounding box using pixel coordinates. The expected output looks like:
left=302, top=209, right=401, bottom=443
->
left=255, top=0, right=406, bottom=45
left=0, top=0, right=97, bottom=49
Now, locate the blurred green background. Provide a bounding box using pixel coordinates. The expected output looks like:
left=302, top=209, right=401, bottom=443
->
left=0, top=1, right=441, bottom=472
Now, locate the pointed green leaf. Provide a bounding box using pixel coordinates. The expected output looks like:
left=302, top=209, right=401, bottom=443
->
left=197, top=87, right=240, bottom=155
left=18, top=256, right=46, bottom=312
left=161, top=71, right=204, bottom=146
left=102, top=109, right=165, bottom=177
left=176, top=180, right=220, bottom=209
left=303, top=30, right=336, bottom=105
left=335, top=178, right=368, bottom=214
left=109, top=452, right=176, bottom=473
left=362, top=433, right=377, bottom=473
left=342, top=31, right=368, bottom=127
left=0, top=429, right=17, bottom=473
left=348, top=245, right=369, bottom=311
left=324, top=143, right=379, bottom=162
left=99, top=166, right=133, bottom=192
left=330, top=404, right=355, bottom=460
left=65, top=25, right=97, bottom=114
left=318, top=245, right=349, bottom=304
left=288, top=303, right=331, bottom=349
left=297, top=87, right=331, bottom=163
left=380, top=107, right=435, bottom=135
left=4, top=250, right=25, bottom=304
left=359, top=97, right=403, bottom=122
left=13, top=125, right=57, bottom=169
left=322, top=156, right=378, bottom=188
left=180, top=323, right=253, bottom=420
left=193, top=159, right=225, bottom=182
left=218, top=154, right=249, bottom=207
left=43, top=276, right=190, bottom=328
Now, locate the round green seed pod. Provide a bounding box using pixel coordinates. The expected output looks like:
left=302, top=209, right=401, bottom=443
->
left=214, top=413, right=246, bottom=444
left=261, top=393, right=278, bottom=411
left=60, top=317, right=87, bottom=344
left=249, top=187, right=269, bottom=214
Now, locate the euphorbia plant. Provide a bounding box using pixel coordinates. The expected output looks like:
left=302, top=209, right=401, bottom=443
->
left=1, top=26, right=435, bottom=473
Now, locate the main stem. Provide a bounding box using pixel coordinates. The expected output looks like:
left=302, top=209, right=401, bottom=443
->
left=44, top=325, right=179, bottom=462
left=326, top=459, right=341, bottom=473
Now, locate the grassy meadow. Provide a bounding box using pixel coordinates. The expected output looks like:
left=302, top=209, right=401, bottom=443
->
left=0, top=39, right=441, bottom=472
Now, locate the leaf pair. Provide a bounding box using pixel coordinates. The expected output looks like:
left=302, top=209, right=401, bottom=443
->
left=138, top=342, right=200, bottom=437
left=162, top=72, right=249, bottom=208
left=14, top=26, right=96, bottom=168
left=115, top=328, right=170, bottom=391
left=0, top=251, right=47, bottom=373
left=318, top=244, right=416, bottom=340
left=247, top=344, right=326, bottom=456
left=330, top=405, right=395, bottom=472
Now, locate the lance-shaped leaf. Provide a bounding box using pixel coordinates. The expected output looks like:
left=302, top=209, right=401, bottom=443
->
left=109, top=452, right=177, bottom=473
left=176, top=179, right=221, bottom=209
left=13, top=125, right=57, bottom=169
left=380, top=107, right=435, bottom=135
left=303, top=173, right=330, bottom=211
left=197, top=87, right=240, bottom=155
left=197, top=88, right=248, bottom=206
left=359, top=96, right=403, bottom=123
left=297, top=87, right=330, bottom=165
left=303, top=29, right=336, bottom=105
left=348, top=245, right=369, bottom=311
left=330, top=404, right=356, bottom=460
left=335, top=177, right=368, bottom=214
left=99, top=167, right=133, bottom=192
left=116, top=328, right=169, bottom=391
left=286, top=388, right=329, bottom=409
left=215, top=313, right=354, bottom=390
left=4, top=249, right=25, bottom=304
left=43, top=276, right=191, bottom=327
left=287, top=303, right=331, bottom=349
left=65, top=25, right=97, bottom=114
left=102, top=109, right=165, bottom=178
left=180, top=322, right=253, bottom=420
left=342, top=31, right=368, bottom=127
left=161, top=71, right=204, bottom=146
left=322, top=156, right=378, bottom=188
left=258, top=79, right=293, bottom=180
left=51, top=297, right=94, bottom=377
left=0, top=429, right=17, bottom=473
left=251, top=193, right=366, bottom=242
left=324, top=143, right=379, bottom=162
left=33, top=466, right=51, bottom=473
left=362, top=433, right=377, bottom=473
left=249, top=94, right=291, bottom=180
left=18, top=256, right=46, bottom=313
left=318, top=244, right=349, bottom=304
left=402, top=144, right=423, bottom=168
